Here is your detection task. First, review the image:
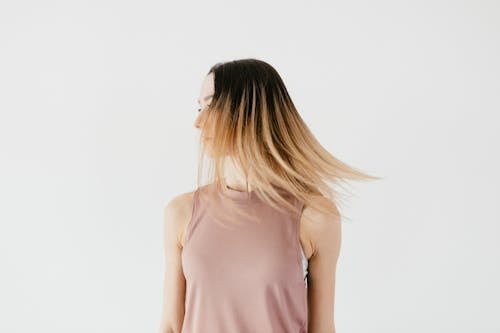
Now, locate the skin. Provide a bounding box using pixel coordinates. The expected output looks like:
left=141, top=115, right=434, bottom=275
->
left=158, top=74, right=342, bottom=333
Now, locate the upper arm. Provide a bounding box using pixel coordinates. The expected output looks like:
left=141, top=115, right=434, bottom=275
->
left=158, top=192, right=193, bottom=333
left=303, top=198, right=342, bottom=333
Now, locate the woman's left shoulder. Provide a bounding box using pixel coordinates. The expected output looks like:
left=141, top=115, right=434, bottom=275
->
left=300, top=195, right=341, bottom=258
left=302, top=195, right=341, bottom=225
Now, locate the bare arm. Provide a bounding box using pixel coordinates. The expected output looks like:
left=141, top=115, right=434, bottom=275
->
left=304, top=198, right=342, bottom=333
left=158, top=193, right=192, bottom=333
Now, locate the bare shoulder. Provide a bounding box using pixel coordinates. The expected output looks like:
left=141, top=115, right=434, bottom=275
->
left=163, top=189, right=196, bottom=248
left=299, top=195, right=342, bottom=259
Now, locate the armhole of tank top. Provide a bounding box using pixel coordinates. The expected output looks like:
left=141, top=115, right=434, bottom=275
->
left=182, top=187, right=199, bottom=249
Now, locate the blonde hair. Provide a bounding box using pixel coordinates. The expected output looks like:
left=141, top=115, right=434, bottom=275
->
left=196, top=58, right=380, bottom=227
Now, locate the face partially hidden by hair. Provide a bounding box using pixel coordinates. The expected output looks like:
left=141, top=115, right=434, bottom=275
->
left=194, top=73, right=215, bottom=148
left=190, top=59, right=378, bottom=223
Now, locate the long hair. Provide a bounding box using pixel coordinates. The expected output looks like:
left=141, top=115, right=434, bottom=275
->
left=196, top=58, right=380, bottom=227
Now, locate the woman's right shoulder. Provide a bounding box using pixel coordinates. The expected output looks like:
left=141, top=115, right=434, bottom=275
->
left=164, top=189, right=197, bottom=211
left=163, top=189, right=199, bottom=247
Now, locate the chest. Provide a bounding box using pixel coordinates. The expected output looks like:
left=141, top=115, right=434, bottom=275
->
left=181, top=214, right=303, bottom=287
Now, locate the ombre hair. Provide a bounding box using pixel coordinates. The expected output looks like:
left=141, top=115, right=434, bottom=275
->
left=196, top=58, right=380, bottom=227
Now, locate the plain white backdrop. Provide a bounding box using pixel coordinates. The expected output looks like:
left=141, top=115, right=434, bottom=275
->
left=1, top=1, right=499, bottom=332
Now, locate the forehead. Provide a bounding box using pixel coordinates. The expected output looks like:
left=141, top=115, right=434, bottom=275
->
left=197, top=73, right=214, bottom=103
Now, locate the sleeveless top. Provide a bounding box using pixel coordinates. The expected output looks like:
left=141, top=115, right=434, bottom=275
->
left=180, top=183, right=309, bottom=333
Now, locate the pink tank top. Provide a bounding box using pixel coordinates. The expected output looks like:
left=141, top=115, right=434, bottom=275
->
left=181, top=182, right=308, bottom=333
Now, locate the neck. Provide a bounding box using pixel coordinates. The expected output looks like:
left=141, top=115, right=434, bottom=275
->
left=223, top=158, right=254, bottom=192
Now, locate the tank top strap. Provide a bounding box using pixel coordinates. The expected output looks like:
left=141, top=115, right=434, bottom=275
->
left=294, top=195, right=306, bottom=220
left=183, top=187, right=201, bottom=246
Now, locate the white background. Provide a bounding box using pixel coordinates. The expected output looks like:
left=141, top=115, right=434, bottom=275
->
left=1, top=1, right=499, bottom=332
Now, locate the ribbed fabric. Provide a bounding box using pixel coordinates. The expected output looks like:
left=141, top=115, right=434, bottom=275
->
left=181, top=182, right=308, bottom=333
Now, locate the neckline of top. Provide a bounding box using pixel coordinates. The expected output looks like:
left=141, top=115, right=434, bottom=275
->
left=222, top=184, right=256, bottom=201
left=218, top=183, right=292, bottom=202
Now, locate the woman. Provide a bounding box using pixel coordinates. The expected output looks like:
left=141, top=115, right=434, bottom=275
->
left=159, top=58, right=378, bottom=333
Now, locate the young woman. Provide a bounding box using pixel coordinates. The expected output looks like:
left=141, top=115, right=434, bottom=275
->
left=158, top=58, right=378, bottom=333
